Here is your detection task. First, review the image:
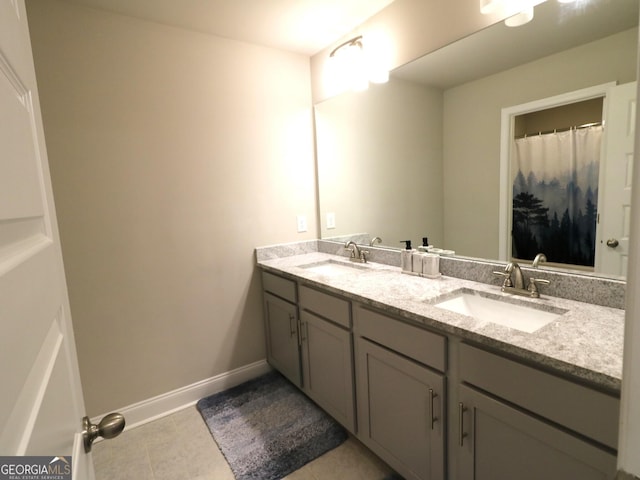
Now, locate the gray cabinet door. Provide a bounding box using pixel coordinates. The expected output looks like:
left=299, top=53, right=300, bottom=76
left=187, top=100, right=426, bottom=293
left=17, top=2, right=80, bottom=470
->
left=300, top=310, right=355, bottom=432
left=357, top=338, right=445, bottom=480
left=264, top=292, right=301, bottom=387
left=457, top=384, right=617, bottom=480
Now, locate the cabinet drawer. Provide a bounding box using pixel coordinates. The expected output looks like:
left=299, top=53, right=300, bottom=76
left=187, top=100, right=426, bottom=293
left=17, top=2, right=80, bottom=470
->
left=459, top=343, right=620, bottom=449
left=262, top=271, right=296, bottom=303
left=299, top=285, right=351, bottom=328
left=354, top=304, right=446, bottom=372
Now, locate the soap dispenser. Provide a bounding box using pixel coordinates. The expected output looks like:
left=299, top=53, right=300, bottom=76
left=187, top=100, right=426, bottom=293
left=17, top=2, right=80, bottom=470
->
left=417, top=236, right=432, bottom=253
left=400, top=240, right=415, bottom=273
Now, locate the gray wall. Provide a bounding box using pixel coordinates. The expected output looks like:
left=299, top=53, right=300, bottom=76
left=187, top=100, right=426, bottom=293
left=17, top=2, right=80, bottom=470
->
left=26, top=0, right=317, bottom=415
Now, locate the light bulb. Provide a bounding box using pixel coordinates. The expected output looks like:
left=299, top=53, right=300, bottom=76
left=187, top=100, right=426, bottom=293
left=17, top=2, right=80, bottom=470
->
left=505, top=6, right=534, bottom=26
left=363, top=44, right=389, bottom=84
left=369, top=68, right=389, bottom=84
left=480, top=0, right=501, bottom=14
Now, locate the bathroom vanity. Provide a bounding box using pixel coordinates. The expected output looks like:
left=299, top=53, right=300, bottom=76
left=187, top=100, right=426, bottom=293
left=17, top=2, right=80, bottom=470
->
left=257, top=242, right=624, bottom=480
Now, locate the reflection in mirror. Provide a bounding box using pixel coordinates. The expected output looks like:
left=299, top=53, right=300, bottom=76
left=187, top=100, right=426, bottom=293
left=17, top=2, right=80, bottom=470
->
left=500, top=81, right=635, bottom=279
left=510, top=96, right=604, bottom=271
left=315, top=0, right=638, bottom=279
left=315, top=78, right=444, bottom=251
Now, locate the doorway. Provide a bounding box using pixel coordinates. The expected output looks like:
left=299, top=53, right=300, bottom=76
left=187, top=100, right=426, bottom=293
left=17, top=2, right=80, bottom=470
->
left=511, top=99, right=603, bottom=270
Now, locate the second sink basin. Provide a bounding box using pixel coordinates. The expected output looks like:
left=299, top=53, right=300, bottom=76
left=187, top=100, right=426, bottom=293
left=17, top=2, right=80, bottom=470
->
left=434, top=288, right=566, bottom=333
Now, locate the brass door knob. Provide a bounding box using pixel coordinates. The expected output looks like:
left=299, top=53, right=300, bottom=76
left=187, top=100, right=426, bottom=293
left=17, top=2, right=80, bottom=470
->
left=606, top=238, right=620, bottom=248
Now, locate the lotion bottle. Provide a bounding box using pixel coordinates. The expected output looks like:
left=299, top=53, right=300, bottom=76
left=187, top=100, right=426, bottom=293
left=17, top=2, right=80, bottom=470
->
left=422, top=253, right=440, bottom=278
left=412, top=251, right=425, bottom=274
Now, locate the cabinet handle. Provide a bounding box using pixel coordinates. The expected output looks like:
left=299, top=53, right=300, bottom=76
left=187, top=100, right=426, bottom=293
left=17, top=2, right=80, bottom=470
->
left=300, top=321, right=307, bottom=343
left=458, top=402, right=468, bottom=447
left=428, top=389, right=438, bottom=430
left=288, top=314, right=296, bottom=338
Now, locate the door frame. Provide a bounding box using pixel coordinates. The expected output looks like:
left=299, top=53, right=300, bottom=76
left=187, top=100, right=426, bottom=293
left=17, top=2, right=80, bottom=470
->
left=498, top=82, right=616, bottom=262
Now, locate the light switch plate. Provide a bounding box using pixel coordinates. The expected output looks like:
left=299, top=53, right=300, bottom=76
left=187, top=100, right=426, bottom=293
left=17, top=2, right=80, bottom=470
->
left=326, top=212, right=336, bottom=229
left=296, top=214, right=307, bottom=232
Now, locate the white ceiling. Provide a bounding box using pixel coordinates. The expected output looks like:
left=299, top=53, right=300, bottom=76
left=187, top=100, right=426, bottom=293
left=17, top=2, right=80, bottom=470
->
left=62, top=0, right=395, bottom=55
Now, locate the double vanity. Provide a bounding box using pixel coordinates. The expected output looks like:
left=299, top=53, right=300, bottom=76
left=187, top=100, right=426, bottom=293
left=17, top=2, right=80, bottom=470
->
left=256, top=240, right=625, bottom=480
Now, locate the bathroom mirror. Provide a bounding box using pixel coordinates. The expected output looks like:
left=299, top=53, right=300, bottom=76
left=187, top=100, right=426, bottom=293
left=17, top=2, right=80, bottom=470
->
left=315, top=0, right=638, bottom=279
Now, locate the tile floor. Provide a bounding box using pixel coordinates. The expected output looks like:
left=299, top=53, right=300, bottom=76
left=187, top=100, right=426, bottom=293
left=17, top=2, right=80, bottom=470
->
left=92, top=405, right=396, bottom=480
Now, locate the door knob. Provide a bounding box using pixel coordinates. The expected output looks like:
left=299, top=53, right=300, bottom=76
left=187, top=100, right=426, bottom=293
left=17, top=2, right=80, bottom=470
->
left=606, top=238, right=620, bottom=248
left=82, top=412, right=125, bottom=452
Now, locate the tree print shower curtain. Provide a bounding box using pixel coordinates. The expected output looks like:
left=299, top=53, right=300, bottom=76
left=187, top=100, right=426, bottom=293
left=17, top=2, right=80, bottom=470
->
left=512, top=125, right=603, bottom=267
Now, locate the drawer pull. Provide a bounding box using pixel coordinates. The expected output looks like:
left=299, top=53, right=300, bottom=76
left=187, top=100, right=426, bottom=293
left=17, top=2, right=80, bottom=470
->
left=459, top=402, right=468, bottom=446
left=428, top=389, right=438, bottom=430
left=296, top=319, right=303, bottom=346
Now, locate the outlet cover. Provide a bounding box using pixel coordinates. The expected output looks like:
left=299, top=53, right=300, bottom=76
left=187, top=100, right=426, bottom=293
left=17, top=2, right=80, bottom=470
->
left=296, top=215, right=307, bottom=232
left=326, top=212, right=336, bottom=229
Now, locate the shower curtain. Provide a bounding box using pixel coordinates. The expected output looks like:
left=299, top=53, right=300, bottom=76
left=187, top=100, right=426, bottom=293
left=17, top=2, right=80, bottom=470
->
left=511, top=125, right=603, bottom=267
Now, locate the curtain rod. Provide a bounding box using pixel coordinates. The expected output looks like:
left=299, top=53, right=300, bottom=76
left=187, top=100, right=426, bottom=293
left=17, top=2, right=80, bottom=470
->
left=515, top=121, right=603, bottom=139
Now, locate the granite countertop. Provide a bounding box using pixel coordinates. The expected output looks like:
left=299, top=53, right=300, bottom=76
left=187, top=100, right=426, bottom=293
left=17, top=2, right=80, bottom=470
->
left=258, top=252, right=625, bottom=392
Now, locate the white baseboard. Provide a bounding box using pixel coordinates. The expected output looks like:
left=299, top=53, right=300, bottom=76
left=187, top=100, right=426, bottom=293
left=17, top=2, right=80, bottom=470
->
left=92, top=359, right=271, bottom=431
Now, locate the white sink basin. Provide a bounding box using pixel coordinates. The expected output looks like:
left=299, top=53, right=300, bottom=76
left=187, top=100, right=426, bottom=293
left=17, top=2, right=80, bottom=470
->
left=300, top=259, right=369, bottom=275
left=434, top=289, right=566, bottom=333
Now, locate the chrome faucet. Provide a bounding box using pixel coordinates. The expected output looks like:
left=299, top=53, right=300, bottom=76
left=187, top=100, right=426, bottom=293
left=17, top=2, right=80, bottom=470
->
left=507, top=262, right=525, bottom=289
left=345, top=241, right=369, bottom=263
left=493, top=261, right=550, bottom=298
left=370, top=236, right=382, bottom=247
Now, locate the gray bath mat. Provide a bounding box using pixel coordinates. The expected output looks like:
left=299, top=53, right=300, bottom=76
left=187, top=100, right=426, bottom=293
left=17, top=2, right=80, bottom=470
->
left=196, top=371, right=348, bottom=480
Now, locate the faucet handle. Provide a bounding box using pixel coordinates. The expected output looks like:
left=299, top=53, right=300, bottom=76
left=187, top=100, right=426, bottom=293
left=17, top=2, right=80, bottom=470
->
left=359, top=249, right=370, bottom=263
left=492, top=270, right=512, bottom=288
left=528, top=277, right=550, bottom=297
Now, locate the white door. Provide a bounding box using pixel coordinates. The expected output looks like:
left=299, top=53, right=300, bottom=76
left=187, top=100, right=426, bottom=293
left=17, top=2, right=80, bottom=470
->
left=0, top=1, right=94, bottom=478
left=595, top=81, right=636, bottom=277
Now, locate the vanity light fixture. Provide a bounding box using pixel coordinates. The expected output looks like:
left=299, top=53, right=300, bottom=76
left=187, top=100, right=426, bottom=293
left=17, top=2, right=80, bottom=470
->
left=480, top=0, right=539, bottom=27
left=326, top=35, right=389, bottom=94
left=504, top=6, right=535, bottom=26
left=480, top=0, right=503, bottom=14
left=482, top=0, right=580, bottom=28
